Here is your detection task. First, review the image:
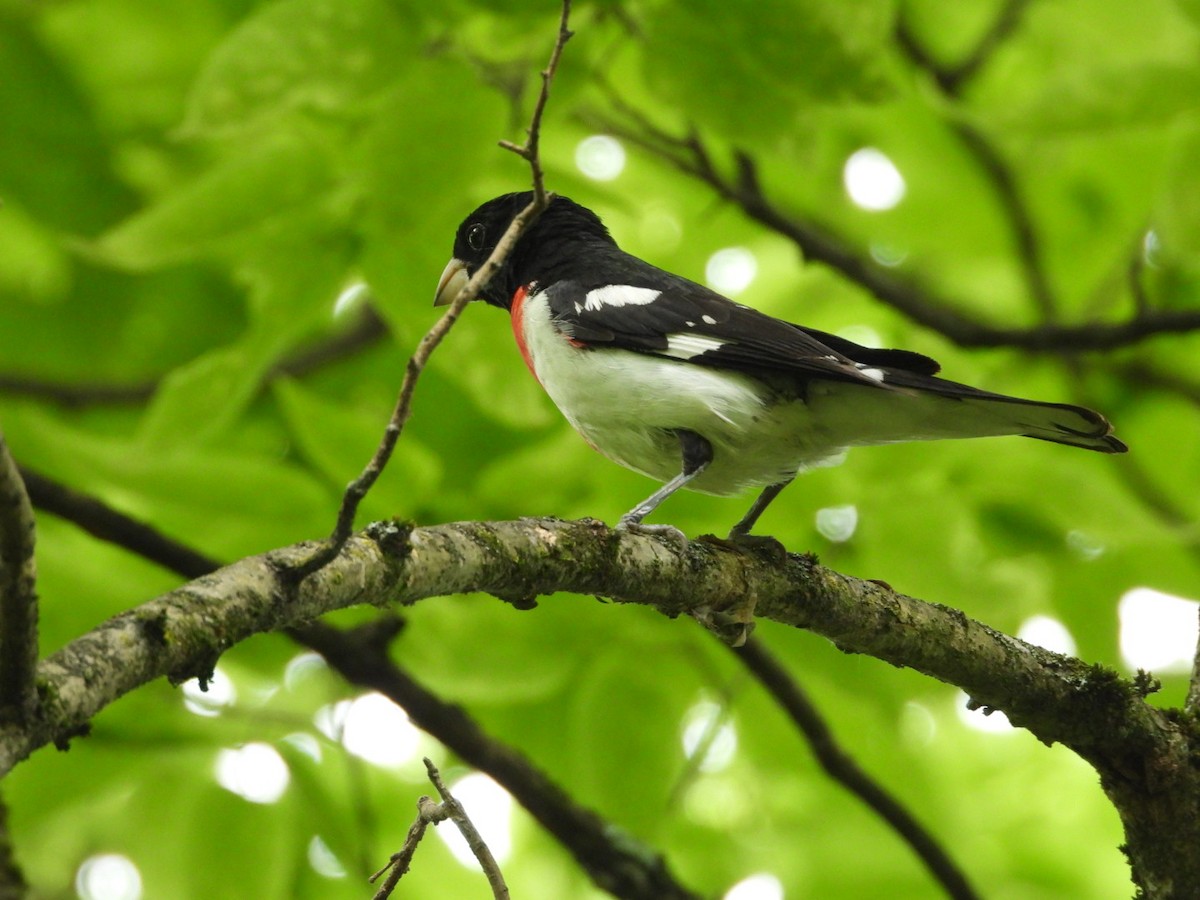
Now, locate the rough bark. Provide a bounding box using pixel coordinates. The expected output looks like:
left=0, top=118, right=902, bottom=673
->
left=0, top=517, right=1194, bottom=894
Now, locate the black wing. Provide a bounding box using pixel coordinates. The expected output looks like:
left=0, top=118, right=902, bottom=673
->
left=541, top=255, right=940, bottom=386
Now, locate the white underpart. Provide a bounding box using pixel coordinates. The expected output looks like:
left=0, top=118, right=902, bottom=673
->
left=523, top=292, right=826, bottom=495
left=521, top=290, right=1073, bottom=497
left=584, top=284, right=661, bottom=311
left=663, top=333, right=726, bottom=360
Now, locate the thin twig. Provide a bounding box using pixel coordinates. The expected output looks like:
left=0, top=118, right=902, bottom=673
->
left=0, top=436, right=37, bottom=719
left=731, top=637, right=981, bottom=900
left=498, top=0, right=573, bottom=205
left=424, top=758, right=511, bottom=900
left=952, top=120, right=1057, bottom=320
left=23, top=467, right=699, bottom=899
left=370, top=795, right=446, bottom=900
left=939, top=0, right=1032, bottom=95
left=895, top=0, right=1032, bottom=96
left=292, top=0, right=575, bottom=579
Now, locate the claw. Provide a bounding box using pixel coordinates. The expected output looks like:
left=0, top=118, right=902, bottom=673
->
left=616, top=519, right=690, bottom=552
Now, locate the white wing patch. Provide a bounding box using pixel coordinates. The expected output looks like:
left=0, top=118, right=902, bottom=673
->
left=664, top=332, right=726, bottom=360
left=584, top=285, right=662, bottom=311
left=857, top=365, right=886, bottom=383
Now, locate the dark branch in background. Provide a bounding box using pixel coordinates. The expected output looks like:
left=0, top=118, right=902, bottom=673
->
left=0, top=305, right=387, bottom=409
left=1109, top=360, right=1200, bottom=409
left=896, top=4, right=1056, bottom=322
left=292, top=1, right=573, bottom=578
left=0, top=793, right=25, bottom=900
left=23, top=470, right=699, bottom=900
left=895, top=0, right=1033, bottom=96
left=19, top=467, right=215, bottom=579
left=298, top=620, right=699, bottom=900
left=950, top=121, right=1057, bottom=320
left=731, top=638, right=980, bottom=900
left=372, top=758, right=509, bottom=900
left=582, top=101, right=1200, bottom=354
left=0, top=438, right=37, bottom=719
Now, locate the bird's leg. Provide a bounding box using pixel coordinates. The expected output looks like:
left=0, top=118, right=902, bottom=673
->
left=689, top=478, right=795, bottom=648
left=728, top=478, right=792, bottom=539
left=616, top=429, right=712, bottom=547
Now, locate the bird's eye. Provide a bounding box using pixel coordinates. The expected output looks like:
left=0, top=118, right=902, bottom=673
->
left=466, top=223, right=486, bottom=251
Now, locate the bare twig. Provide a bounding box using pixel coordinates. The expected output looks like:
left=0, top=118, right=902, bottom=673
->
left=370, top=795, right=446, bottom=900
left=939, top=0, right=1032, bottom=94
left=24, top=469, right=699, bottom=899
left=423, top=758, right=510, bottom=900
left=499, top=0, right=573, bottom=204
left=952, top=120, right=1057, bottom=320
left=895, top=0, right=1032, bottom=96
left=731, top=638, right=980, bottom=900
left=0, top=436, right=37, bottom=719
left=292, top=0, right=575, bottom=579
left=0, top=305, right=387, bottom=409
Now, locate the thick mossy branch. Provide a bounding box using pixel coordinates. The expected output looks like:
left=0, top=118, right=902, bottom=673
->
left=0, top=517, right=1167, bottom=781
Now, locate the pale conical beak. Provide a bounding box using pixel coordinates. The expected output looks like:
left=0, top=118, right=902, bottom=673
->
left=434, top=258, right=470, bottom=307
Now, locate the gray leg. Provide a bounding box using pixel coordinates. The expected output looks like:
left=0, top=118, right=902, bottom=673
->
left=617, top=430, right=712, bottom=532
left=728, top=478, right=793, bottom=538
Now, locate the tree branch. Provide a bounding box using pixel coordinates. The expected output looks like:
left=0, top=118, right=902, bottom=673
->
left=951, top=120, right=1057, bottom=320
left=0, top=438, right=37, bottom=719
left=23, top=472, right=699, bottom=899
left=731, top=638, right=979, bottom=900
left=583, top=108, right=1200, bottom=353
left=895, top=0, right=1032, bottom=96
left=0, top=517, right=1168, bottom=781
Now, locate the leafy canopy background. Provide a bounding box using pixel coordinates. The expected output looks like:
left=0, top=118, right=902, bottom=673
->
left=2, top=0, right=1198, bottom=896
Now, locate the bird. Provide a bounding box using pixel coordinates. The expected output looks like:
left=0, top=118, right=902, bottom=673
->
left=435, top=191, right=1127, bottom=545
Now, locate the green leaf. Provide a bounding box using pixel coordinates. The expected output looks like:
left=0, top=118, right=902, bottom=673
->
left=642, top=0, right=897, bottom=141
left=183, top=0, right=418, bottom=135
left=273, top=377, right=443, bottom=519
left=94, top=133, right=334, bottom=269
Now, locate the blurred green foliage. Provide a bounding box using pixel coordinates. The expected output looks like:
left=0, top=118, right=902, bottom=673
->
left=2, top=0, right=1198, bottom=896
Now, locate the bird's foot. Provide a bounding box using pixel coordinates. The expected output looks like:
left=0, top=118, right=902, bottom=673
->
left=691, top=603, right=756, bottom=647
left=720, top=529, right=789, bottom=565
left=616, top=518, right=690, bottom=552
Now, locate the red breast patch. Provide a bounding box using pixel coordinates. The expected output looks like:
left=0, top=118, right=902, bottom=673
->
left=509, top=285, right=540, bottom=385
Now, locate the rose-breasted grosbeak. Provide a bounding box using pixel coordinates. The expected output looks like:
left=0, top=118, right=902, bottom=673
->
left=435, top=192, right=1126, bottom=542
